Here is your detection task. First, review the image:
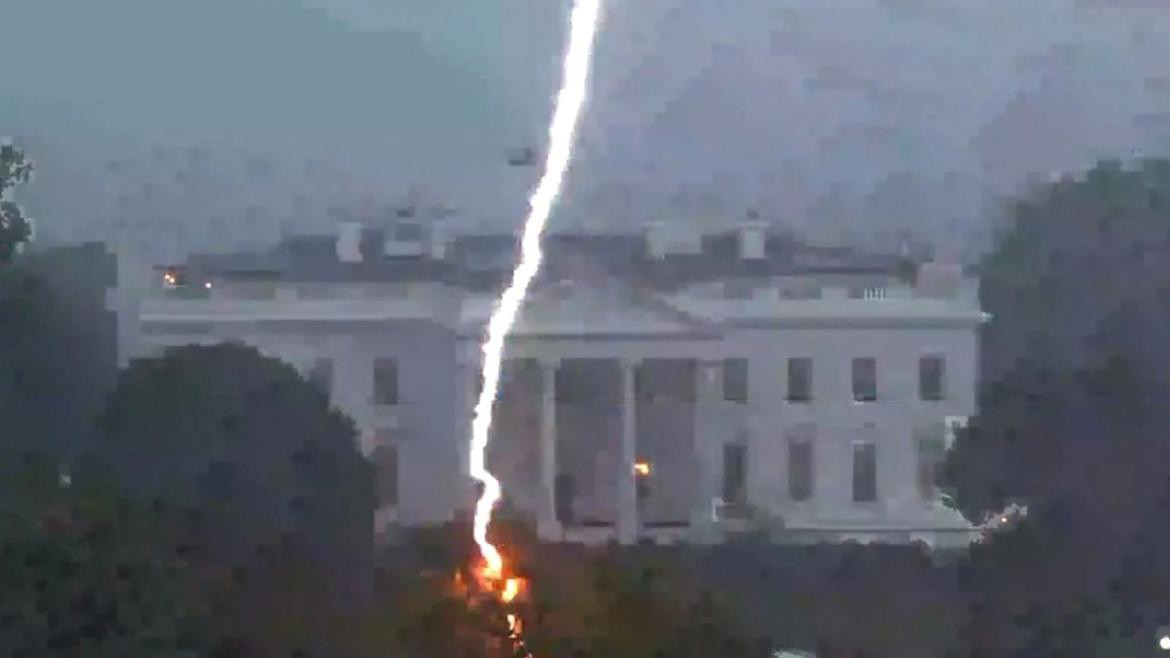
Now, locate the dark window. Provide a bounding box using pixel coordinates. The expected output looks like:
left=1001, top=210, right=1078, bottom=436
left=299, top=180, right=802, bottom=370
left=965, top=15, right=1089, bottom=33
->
left=919, top=356, right=946, bottom=401
left=371, top=444, right=398, bottom=507
left=787, top=358, right=813, bottom=402
left=722, top=443, right=748, bottom=505
left=373, top=358, right=399, bottom=405
left=723, top=359, right=748, bottom=403
left=852, top=358, right=877, bottom=402
left=852, top=442, right=877, bottom=503
left=308, top=358, right=333, bottom=397
left=917, top=433, right=947, bottom=499
left=788, top=439, right=814, bottom=502
left=554, top=474, right=575, bottom=526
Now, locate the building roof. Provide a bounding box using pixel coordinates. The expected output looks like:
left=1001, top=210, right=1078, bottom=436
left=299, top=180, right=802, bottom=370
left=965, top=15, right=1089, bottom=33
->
left=169, top=227, right=912, bottom=291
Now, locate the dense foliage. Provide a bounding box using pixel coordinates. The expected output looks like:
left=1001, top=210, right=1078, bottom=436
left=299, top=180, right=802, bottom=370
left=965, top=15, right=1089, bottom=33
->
left=86, top=343, right=375, bottom=596
left=0, top=463, right=209, bottom=658
left=0, top=142, right=34, bottom=264
left=944, top=158, right=1170, bottom=656
left=0, top=244, right=119, bottom=466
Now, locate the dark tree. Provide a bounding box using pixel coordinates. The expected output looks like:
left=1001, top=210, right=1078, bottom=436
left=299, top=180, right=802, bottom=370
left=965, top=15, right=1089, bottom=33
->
left=0, top=466, right=210, bottom=658
left=0, top=244, right=119, bottom=468
left=946, top=158, right=1170, bottom=523
left=943, top=158, right=1170, bottom=657
left=0, top=142, right=34, bottom=264
left=85, top=343, right=375, bottom=611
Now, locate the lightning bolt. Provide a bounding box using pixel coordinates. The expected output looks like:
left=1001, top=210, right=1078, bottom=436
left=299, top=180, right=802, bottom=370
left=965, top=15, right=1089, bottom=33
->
left=469, top=0, right=603, bottom=579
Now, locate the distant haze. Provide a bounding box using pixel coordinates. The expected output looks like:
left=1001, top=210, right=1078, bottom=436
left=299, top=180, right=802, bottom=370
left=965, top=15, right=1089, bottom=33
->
left=2, top=0, right=1169, bottom=262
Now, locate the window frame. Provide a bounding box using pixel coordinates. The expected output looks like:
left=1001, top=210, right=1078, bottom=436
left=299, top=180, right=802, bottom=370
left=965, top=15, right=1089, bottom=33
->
left=852, top=357, right=878, bottom=403
left=370, top=442, right=399, bottom=507
left=787, top=436, right=815, bottom=502
left=915, top=429, right=948, bottom=500
left=722, top=442, right=748, bottom=506
left=851, top=440, right=878, bottom=503
left=786, top=357, right=813, bottom=403
left=372, top=357, right=400, bottom=406
left=722, top=358, right=749, bottom=404
left=918, top=354, right=947, bottom=402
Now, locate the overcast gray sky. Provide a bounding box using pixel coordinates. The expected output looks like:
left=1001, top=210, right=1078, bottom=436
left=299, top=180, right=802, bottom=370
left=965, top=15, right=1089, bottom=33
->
left=3, top=0, right=1169, bottom=260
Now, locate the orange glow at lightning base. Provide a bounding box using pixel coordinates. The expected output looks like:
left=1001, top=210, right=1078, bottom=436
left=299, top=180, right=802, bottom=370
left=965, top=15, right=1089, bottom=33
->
left=465, top=0, right=603, bottom=648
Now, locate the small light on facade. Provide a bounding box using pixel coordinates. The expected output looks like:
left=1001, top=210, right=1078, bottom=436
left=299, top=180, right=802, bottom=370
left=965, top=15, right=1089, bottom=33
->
left=634, top=461, right=651, bottom=477
left=204, top=281, right=212, bottom=289
left=162, top=270, right=177, bottom=287
left=1159, top=634, right=1170, bottom=651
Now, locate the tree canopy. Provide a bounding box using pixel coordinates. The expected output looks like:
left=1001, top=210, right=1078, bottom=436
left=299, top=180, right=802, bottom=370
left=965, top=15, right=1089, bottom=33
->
left=0, top=464, right=210, bottom=658
left=0, top=244, right=119, bottom=468
left=947, top=157, right=1170, bottom=522
left=943, top=157, right=1170, bottom=657
left=84, top=343, right=375, bottom=603
left=0, top=142, right=34, bottom=264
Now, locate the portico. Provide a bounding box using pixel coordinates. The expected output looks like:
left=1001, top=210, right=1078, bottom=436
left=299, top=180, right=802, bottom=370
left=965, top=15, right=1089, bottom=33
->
left=460, top=280, right=727, bottom=545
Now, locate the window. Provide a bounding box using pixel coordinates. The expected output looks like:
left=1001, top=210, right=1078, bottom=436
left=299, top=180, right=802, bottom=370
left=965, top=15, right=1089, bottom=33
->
left=916, top=428, right=947, bottom=500
left=371, top=444, right=398, bottom=507
left=307, top=358, right=333, bottom=397
left=787, top=438, right=814, bottom=502
left=919, top=355, right=946, bottom=401
left=373, top=358, right=399, bottom=405
left=852, top=442, right=877, bottom=503
left=786, top=358, right=813, bottom=402
left=723, top=358, right=748, bottom=403
left=852, top=358, right=877, bottom=402
left=722, top=443, right=748, bottom=505
left=555, top=474, right=576, bottom=525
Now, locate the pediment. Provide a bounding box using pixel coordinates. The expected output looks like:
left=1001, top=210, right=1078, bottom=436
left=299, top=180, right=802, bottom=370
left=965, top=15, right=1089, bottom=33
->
left=462, top=280, right=719, bottom=337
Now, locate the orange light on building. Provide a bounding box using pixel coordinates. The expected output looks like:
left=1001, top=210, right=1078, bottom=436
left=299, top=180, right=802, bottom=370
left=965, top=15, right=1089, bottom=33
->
left=634, top=461, right=651, bottom=477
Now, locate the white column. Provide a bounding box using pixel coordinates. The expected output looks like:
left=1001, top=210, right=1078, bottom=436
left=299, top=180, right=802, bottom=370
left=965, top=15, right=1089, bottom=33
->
left=537, top=359, right=562, bottom=541
left=691, top=360, right=723, bottom=542
left=617, top=358, right=639, bottom=544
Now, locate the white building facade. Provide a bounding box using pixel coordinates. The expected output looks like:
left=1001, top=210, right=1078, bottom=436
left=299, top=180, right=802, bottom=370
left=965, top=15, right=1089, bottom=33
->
left=114, top=221, right=985, bottom=547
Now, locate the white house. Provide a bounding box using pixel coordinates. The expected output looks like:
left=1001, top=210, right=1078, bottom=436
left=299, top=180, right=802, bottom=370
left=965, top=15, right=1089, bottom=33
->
left=113, top=220, right=985, bottom=547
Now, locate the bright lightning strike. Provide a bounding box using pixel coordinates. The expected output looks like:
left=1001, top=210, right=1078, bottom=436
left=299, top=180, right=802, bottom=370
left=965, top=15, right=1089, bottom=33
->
left=469, top=0, right=603, bottom=580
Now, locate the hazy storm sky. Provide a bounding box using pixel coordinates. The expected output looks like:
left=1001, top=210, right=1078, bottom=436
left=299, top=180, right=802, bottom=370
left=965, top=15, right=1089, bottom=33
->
left=2, top=0, right=1170, bottom=260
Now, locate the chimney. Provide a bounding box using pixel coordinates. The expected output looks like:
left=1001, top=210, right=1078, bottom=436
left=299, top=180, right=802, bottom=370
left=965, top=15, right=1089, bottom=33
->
left=737, top=221, right=767, bottom=260
left=336, top=222, right=363, bottom=263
